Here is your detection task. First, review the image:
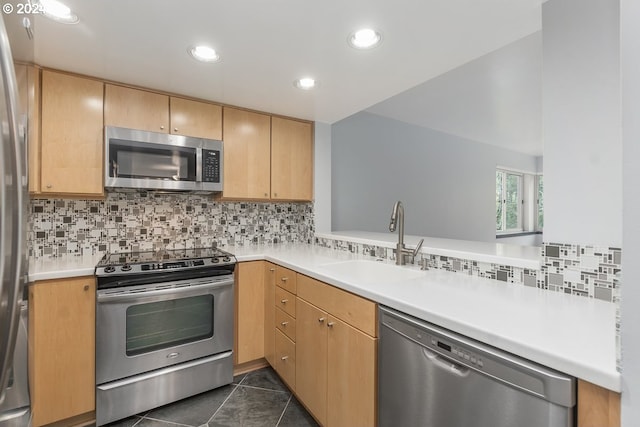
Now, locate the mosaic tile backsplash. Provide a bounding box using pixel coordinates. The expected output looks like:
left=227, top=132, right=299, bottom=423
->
left=28, top=192, right=314, bottom=258
left=315, top=237, right=621, bottom=302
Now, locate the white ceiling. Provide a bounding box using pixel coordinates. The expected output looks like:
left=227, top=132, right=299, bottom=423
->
left=7, top=0, right=543, bottom=131
left=366, top=31, right=543, bottom=156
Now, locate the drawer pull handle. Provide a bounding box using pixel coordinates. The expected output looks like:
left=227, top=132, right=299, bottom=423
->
left=281, top=356, right=289, bottom=361
left=281, top=321, right=289, bottom=326
left=318, top=317, right=325, bottom=323
left=280, top=299, right=288, bottom=304
left=327, top=322, right=335, bottom=328
left=83, top=285, right=89, bottom=291
left=270, top=268, right=275, bottom=272
left=281, top=277, right=288, bottom=282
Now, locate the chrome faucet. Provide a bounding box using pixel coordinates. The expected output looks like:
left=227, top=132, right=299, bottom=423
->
left=389, top=201, right=424, bottom=265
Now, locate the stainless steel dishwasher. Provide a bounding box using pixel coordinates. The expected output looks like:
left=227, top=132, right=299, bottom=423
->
left=379, top=306, right=576, bottom=427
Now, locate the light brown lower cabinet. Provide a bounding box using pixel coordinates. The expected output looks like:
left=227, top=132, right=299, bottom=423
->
left=264, top=262, right=277, bottom=367
left=29, top=277, right=96, bottom=427
left=578, top=380, right=621, bottom=427
left=235, top=261, right=265, bottom=364
left=295, top=274, right=377, bottom=427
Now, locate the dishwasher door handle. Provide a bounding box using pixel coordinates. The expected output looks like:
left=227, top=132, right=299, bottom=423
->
left=423, top=347, right=470, bottom=377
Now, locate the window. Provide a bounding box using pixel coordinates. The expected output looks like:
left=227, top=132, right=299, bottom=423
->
left=536, top=175, right=544, bottom=230
left=496, top=170, right=523, bottom=233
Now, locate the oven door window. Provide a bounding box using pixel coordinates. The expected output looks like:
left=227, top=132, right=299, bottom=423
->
left=109, top=139, right=197, bottom=182
left=125, top=295, right=214, bottom=356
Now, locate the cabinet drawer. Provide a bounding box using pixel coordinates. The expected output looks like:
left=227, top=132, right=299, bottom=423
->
left=276, top=266, right=297, bottom=294
left=275, top=307, right=296, bottom=342
left=297, top=274, right=377, bottom=337
left=275, top=329, right=296, bottom=391
left=275, top=286, right=296, bottom=318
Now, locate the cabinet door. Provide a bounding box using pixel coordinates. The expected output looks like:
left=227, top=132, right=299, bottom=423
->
left=271, top=116, right=313, bottom=201
left=235, top=261, right=265, bottom=364
left=41, top=70, right=104, bottom=195
left=29, top=277, right=96, bottom=427
left=327, top=315, right=377, bottom=427
left=170, top=97, right=222, bottom=139
left=296, top=298, right=328, bottom=426
left=105, top=84, right=169, bottom=133
left=578, top=380, right=620, bottom=427
left=222, top=107, right=271, bottom=199
left=264, top=262, right=276, bottom=367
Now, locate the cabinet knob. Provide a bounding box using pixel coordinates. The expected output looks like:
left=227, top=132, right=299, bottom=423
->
left=264, top=193, right=268, bottom=197
left=83, top=285, right=89, bottom=291
left=160, top=125, right=165, bottom=130
left=318, top=317, right=325, bottom=323
left=327, top=322, right=335, bottom=328
left=274, top=193, right=278, bottom=198
left=46, top=184, right=52, bottom=189
left=281, top=321, right=289, bottom=326
left=174, top=128, right=178, bottom=132
left=269, top=268, right=275, bottom=272
left=280, top=299, right=288, bottom=304
left=281, top=356, right=289, bottom=361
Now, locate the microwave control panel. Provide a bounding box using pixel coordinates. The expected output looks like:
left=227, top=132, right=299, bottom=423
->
left=202, top=149, right=221, bottom=183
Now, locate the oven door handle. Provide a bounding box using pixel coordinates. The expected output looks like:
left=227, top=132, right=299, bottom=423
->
left=96, top=279, right=232, bottom=303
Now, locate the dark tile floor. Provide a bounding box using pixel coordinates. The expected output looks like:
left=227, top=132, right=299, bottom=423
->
left=105, top=367, right=319, bottom=427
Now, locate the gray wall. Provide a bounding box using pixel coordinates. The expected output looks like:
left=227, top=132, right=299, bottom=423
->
left=621, top=0, right=639, bottom=424
left=542, top=0, right=622, bottom=247
left=314, top=122, right=332, bottom=232
left=331, top=111, right=538, bottom=242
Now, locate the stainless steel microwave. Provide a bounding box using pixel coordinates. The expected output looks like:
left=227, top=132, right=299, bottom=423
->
left=105, top=126, right=223, bottom=192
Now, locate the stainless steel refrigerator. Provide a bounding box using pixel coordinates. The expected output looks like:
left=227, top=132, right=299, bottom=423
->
left=0, top=12, right=30, bottom=427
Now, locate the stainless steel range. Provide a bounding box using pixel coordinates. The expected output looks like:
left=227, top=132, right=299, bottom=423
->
left=95, top=247, right=236, bottom=426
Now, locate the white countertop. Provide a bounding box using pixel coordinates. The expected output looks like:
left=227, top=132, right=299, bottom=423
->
left=28, top=243, right=619, bottom=392
left=29, top=253, right=103, bottom=282
left=316, top=231, right=542, bottom=270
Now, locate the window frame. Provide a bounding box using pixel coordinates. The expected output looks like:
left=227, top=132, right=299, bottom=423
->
left=496, top=168, right=524, bottom=234
left=535, top=174, right=544, bottom=232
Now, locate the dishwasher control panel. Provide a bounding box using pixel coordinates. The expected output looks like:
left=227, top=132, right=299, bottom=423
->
left=430, top=337, right=484, bottom=368
left=383, top=310, right=487, bottom=371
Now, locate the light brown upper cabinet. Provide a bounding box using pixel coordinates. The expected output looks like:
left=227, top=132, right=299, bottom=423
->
left=222, top=107, right=271, bottom=199
left=105, top=85, right=222, bottom=139
left=271, top=117, right=313, bottom=201
left=15, top=64, right=40, bottom=194
left=105, top=84, right=169, bottom=133
left=170, top=97, right=222, bottom=140
left=40, top=70, right=104, bottom=196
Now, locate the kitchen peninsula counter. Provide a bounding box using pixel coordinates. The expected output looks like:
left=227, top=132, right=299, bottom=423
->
left=28, top=243, right=619, bottom=393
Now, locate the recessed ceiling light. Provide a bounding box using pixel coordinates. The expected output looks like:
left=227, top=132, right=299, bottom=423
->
left=189, top=46, right=220, bottom=63
left=294, top=77, right=316, bottom=90
left=348, top=28, right=382, bottom=49
left=39, top=0, right=79, bottom=24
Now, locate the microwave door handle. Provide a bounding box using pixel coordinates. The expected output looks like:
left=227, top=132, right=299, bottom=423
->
left=196, top=147, right=202, bottom=182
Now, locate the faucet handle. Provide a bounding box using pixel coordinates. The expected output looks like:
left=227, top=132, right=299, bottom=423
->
left=413, top=239, right=424, bottom=257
